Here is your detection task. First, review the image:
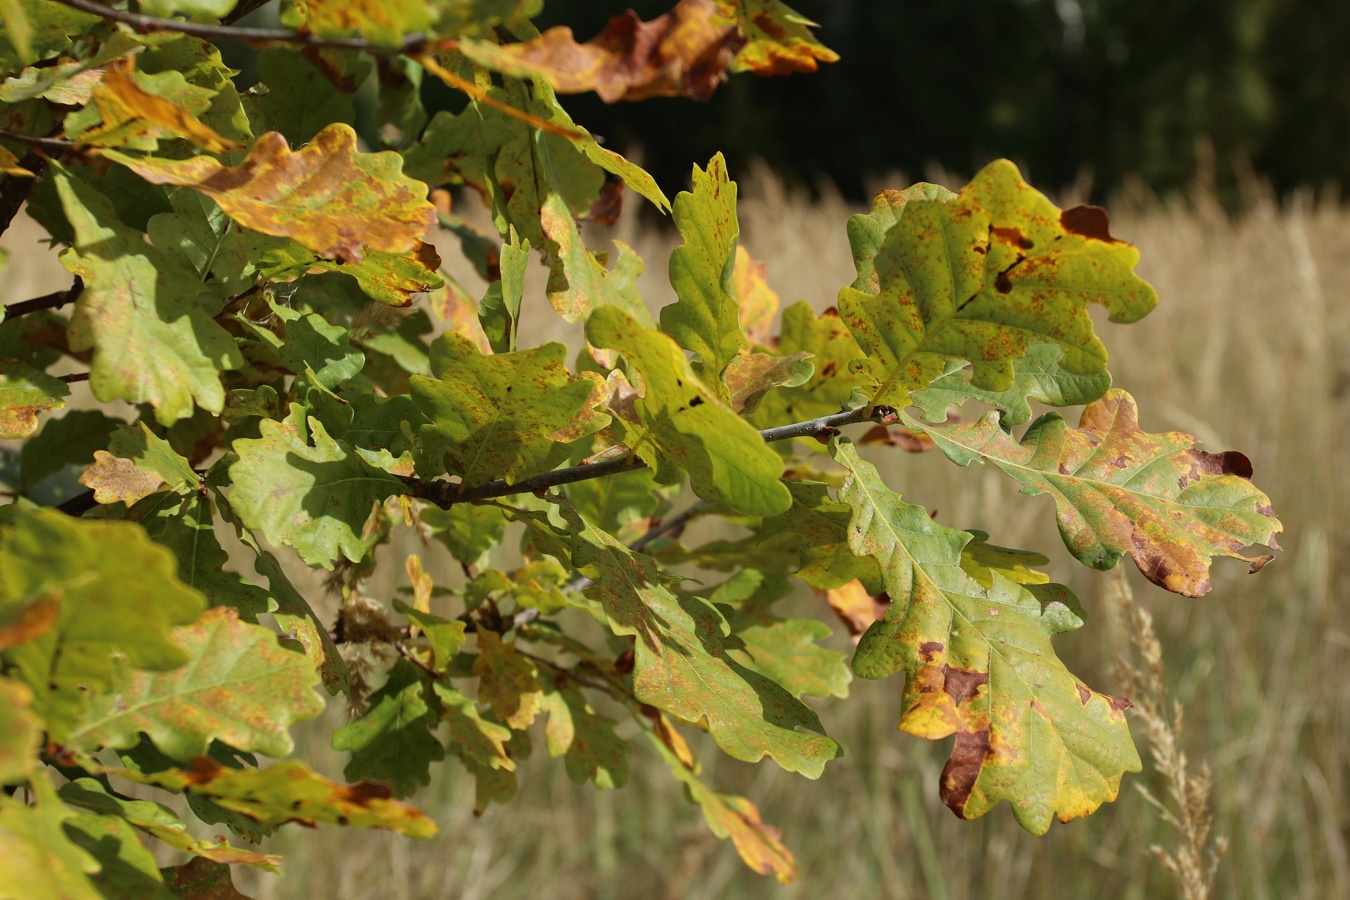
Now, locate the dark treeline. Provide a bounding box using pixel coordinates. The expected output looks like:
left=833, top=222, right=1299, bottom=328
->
left=533, top=0, right=1349, bottom=203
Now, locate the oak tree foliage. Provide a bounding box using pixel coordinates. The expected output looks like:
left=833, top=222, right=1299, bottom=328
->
left=0, top=0, right=1281, bottom=893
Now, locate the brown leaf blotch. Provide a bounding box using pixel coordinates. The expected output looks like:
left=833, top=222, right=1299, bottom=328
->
left=1060, top=205, right=1120, bottom=243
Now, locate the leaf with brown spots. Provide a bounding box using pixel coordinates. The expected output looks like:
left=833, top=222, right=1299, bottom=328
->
left=839, top=160, right=1157, bottom=411
left=411, top=332, right=599, bottom=486
left=66, top=607, right=324, bottom=759
left=0, top=360, right=66, bottom=439
left=540, top=673, right=630, bottom=789
left=105, top=124, right=436, bottom=264
left=79, top=450, right=164, bottom=505
left=722, top=350, right=813, bottom=414
left=714, top=0, right=838, bottom=75
left=473, top=630, right=544, bottom=730
left=913, top=390, right=1282, bottom=597
left=832, top=440, right=1141, bottom=833
left=734, top=245, right=780, bottom=347
left=749, top=302, right=866, bottom=433
left=283, top=0, right=432, bottom=48
left=110, top=757, right=437, bottom=837
left=458, top=0, right=745, bottom=103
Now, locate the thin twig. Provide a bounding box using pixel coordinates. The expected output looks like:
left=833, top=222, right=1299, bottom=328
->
left=395, top=641, right=441, bottom=679
left=5, top=279, right=83, bottom=320
left=405, top=405, right=880, bottom=509
left=564, top=499, right=714, bottom=595
left=57, top=372, right=90, bottom=384
left=50, top=0, right=432, bottom=53
left=0, top=129, right=79, bottom=155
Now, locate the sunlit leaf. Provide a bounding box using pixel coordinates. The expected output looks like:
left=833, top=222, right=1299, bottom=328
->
left=284, top=0, right=433, bottom=47
left=586, top=306, right=790, bottom=516
left=0, top=677, right=41, bottom=785
left=832, top=440, right=1141, bottom=832
left=228, top=412, right=402, bottom=568
left=914, top=390, right=1283, bottom=596
left=106, top=124, right=436, bottom=264
left=839, top=160, right=1157, bottom=410
left=67, top=607, right=324, bottom=758
left=473, top=630, right=544, bottom=730
left=72, top=56, right=239, bottom=152
left=411, top=332, right=596, bottom=485
left=561, top=504, right=840, bottom=777
left=540, top=674, right=629, bottom=789
left=750, top=302, right=865, bottom=430
left=0, top=776, right=101, bottom=900
left=55, top=172, right=244, bottom=426
left=0, top=508, right=205, bottom=740
left=661, top=153, right=746, bottom=399
left=714, top=0, right=837, bottom=75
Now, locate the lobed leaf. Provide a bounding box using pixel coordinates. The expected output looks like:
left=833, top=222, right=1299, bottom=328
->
left=839, top=160, right=1157, bottom=410
left=411, top=332, right=598, bottom=485
left=0, top=776, right=101, bottom=900
left=71, top=56, right=239, bottom=153
left=540, top=675, right=630, bottom=789
left=332, top=661, right=444, bottom=798
left=67, top=607, right=324, bottom=759
left=0, top=508, right=205, bottom=741
left=562, top=504, right=841, bottom=777
left=661, top=153, right=746, bottom=399
left=586, top=306, right=790, bottom=516
left=832, top=440, right=1141, bottom=832
left=0, top=359, right=67, bottom=439
left=106, top=124, right=436, bottom=264
left=55, top=172, right=244, bottom=426
left=914, top=389, right=1283, bottom=596
left=714, top=0, right=838, bottom=75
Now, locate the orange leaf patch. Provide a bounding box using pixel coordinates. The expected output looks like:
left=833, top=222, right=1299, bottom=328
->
left=106, top=124, right=435, bottom=264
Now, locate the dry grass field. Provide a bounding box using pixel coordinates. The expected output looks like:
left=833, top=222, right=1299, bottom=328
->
left=4, top=166, right=1345, bottom=899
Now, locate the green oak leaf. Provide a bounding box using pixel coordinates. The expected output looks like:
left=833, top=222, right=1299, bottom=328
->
left=586, top=306, right=790, bottom=517
left=248, top=45, right=358, bottom=146
left=146, top=189, right=297, bottom=290
left=411, top=332, right=595, bottom=485
left=0, top=677, right=41, bottom=786
left=839, top=160, right=1157, bottom=410
left=560, top=503, right=840, bottom=778
left=62, top=809, right=173, bottom=899
left=0, top=508, right=205, bottom=741
left=846, top=183, right=958, bottom=295
left=392, top=600, right=466, bottom=671
left=543, top=191, right=649, bottom=330
left=0, top=360, right=67, bottom=439
left=331, top=660, right=444, bottom=798
left=420, top=502, right=507, bottom=567
left=540, top=675, right=629, bottom=790
left=478, top=228, right=529, bottom=353
left=434, top=682, right=518, bottom=813
left=138, top=0, right=239, bottom=17
left=660, top=153, right=746, bottom=399
left=831, top=439, right=1141, bottom=833
left=55, top=172, right=243, bottom=426
left=107, top=422, right=199, bottom=493
left=758, top=479, right=881, bottom=591
left=67, top=606, right=324, bottom=759
left=473, top=630, right=543, bottom=730
left=0, top=776, right=101, bottom=900
left=0, top=0, right=98, bottom=75
left=228, top=412, right=402, bottom=568
left=913, top=389, right=1283, bottom=597
left=910, top=341, right=1114, bottom=427
left=749, top=302, right=866, bottom=431
left=134, top=35, right=253, bottom=146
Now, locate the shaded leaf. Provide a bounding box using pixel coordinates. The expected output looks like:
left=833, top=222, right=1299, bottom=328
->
left=435, top=682, right=518, bottom=812
left=831, top=440, right=1141, bottom=832
left=0, top=508, right=205, bottom=741
left=750, top=302, right=865, bottom=430
left=228, top=413, right=402, bottom=568
left=411, top=332, right=595, bottom=485
left=56, top=173, right=244, bottom=426
left=62, top=809, right=173, bottom=899
left=248, top=45, right=356, bottom=146
left=67, top=607, right=324, bottom=759
left=915, top=390, right=1282, bottom=596
left=112, top=757, right=437, bottom=837
left=0, top=359, right=67, bottom=439
left=759, top=479, right=880, bottom=590
left=586, top=306, right=790, bottom=517
left=18, top=409, right=120, bottom=494
left=106, top=124, right=436, bottom=264
left=159, top=857, right=252, bottom=900
left=839, top=160, right=1157, bottom=410
left=420, top=501, right=507, bottom=568
left=661, top=153, right=745, bottom=398
left=473, top=630, right=543, bottom=730
left=722, top=350, right=813, bottom=414
left=540, top=675, right=629, bottom=789
left=561, top=504, right=840, bottom=777
left=459, top=0, right=745, bottom=102
left=392, top=600, right=465, bottom=671
left=477, top=227, right=528, bottom=353
left=0, top=0, right=98, bottom=75
left=332, top=660, right=444, bottom=798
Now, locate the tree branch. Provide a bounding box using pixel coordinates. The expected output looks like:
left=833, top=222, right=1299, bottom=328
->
left=404, top=406, right=886, bottom=509
left=5, top=279, right=83, bottom=320
left=50, top=0, right=431, bottom=53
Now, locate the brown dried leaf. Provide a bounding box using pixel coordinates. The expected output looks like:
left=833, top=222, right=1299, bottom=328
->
left=459, top=0, right=746, bottom=103
left=78, top=450, right=163, bottom=505
left=105, top=124, right=435, bottom=264
left=858, top=424, right=936, bottom=452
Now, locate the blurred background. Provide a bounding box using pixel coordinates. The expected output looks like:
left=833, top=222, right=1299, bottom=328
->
left=4, top=1, right=1347, bottom=897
